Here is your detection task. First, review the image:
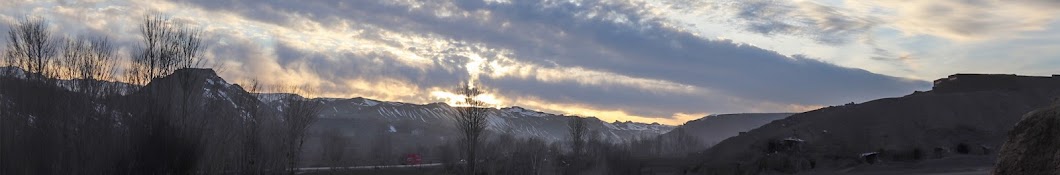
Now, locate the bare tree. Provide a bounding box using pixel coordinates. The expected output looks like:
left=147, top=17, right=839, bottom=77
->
left=453, top=83, right=489, bottom=175
left=664, top=128, right=700, bottom=156
left=0, top=13, right=335, bottom=175
left=4, top=17, right=60, bottom=81
left=1, top=46, right=9, bottom=74
left=122, top=12, right=212, bottom=174
left=58, top=36, right=117, bottom=96
left=237, top=80, right=265, bottom=174
left=126, top=13, right=205, bottom=86
left=565, top=117, right=590, bottom=174
left=569, top=117, right=588, bottom=156
left=81, top=37, right=117, bottom=96
left=281, top=87, right=321, bottom=174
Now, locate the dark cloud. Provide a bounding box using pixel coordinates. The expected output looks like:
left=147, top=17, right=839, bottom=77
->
left=173, top=0, right=925, bottom=108
left=822, top=1, right=1059, bottom=41
left=180, top=0, right=928, bottom=108
left=729, top=0, right=877, bottom=45
left=682, top=0, right=878, bottom=45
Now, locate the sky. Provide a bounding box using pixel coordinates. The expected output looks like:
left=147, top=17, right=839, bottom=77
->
left=1, top=0, right=1057, bottom=125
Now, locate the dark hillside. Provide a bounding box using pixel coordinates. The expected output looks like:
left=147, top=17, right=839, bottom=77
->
left=1, top=68, right=299, bottom=174
left=695, top=74, right=1060, bottom=174
left=662, top=113, right=792, bottom=148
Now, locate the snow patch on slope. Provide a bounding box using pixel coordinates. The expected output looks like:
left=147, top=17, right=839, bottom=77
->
left=502, top=107, right=550, bottom=117
left=362, top=99, right=379, bottom=106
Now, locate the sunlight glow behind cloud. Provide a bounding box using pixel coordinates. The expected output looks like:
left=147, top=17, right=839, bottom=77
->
left=430, top=89, right=503, bottom=108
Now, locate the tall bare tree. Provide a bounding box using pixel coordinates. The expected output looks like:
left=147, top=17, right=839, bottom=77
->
left=664, top=127, right=700, bottom=156
left=122, top=12, right=211, bottom=174
left=281, top=87, right=321, bottom=174
left=237, top=80, right=265, bottom=174
left=58, top=36, right=117, bottom=96
left=453, top=83, right=489, bottom=175
left=569, top=117, right=588, bottom=156
left=565, top=117, right=590, bottom=174
left=126, top=13, right=205, bottom=86
left=4, top=17, right=60, bottom=81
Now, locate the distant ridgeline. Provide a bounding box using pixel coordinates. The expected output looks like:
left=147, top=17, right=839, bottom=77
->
left=931, top=74, right=1060, bottom=93
left=260, top=93, right=676, bottom=155
left=660, top=113, right=793, bottom=148
left=694, top=74, right=1060, bottom=174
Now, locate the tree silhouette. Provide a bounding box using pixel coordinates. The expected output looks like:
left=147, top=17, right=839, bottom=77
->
left=281, top=87, right=321, bottom=174
left=4, top=17, right=60, bottom=81
left=453, top=83, right=489, bottom=175
left=569, top=117, right=588, bottom=156
left=567, top=116, right=589, bottom=174
left=126, top=13, right=205, bottom=86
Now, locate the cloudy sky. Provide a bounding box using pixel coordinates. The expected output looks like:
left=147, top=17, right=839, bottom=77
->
left=2, top=0, right=1058, bottom=125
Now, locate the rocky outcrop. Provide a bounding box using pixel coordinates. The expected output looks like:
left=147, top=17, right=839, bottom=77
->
left=994, top=102, right=1060, bottom=175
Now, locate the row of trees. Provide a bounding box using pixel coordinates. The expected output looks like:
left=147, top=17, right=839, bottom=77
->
left=251, top=82, right=702, bottom=174
left=427, top=118, right=700, bottom=175
left=0, top=15, right=322, bottom=175
left=2, top=18, right=121, bottom=96
left=433, top=83, right=701, bottom=174
left=1, top=14, right=209, bottom=93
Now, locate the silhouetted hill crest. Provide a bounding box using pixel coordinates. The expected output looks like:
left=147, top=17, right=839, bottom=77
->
left=697, top=74, right=1060, bottom=174
left=931, top=74, right=1060, bottom=94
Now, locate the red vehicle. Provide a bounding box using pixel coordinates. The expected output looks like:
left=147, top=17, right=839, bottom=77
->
left=403, top=153, right=422, bottom=165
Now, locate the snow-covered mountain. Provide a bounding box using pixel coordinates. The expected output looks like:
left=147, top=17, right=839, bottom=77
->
left=259, top=94, right=674, bottom=145
left=132, top=68, right=266, bottom=119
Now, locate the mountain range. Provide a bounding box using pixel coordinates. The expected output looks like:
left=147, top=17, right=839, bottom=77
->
left=256, top=93, right=679, bottom=159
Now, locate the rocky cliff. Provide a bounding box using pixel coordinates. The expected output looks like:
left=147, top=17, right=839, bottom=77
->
left=994, top=102, right=1060, bottom=175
